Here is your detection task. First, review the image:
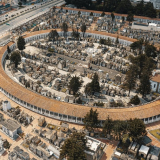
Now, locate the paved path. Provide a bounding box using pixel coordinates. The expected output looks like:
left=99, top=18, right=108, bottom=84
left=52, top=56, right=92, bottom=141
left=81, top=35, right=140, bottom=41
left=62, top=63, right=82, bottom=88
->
left=0, top=91, right=84, bottom=159
left=99, top=139, right=118, bottom=160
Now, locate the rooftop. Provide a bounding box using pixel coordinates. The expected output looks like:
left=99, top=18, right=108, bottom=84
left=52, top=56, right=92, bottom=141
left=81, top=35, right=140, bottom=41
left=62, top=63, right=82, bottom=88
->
left=0, top=119, right=21, bottom=131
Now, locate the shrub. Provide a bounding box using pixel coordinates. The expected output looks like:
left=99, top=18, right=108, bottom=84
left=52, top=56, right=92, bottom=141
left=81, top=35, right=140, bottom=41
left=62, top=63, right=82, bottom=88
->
left=130, top=95, right=140, bottom=105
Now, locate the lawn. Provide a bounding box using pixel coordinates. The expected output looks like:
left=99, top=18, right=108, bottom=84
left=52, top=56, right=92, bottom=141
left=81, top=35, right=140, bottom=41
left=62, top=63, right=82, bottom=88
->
left=149, top=129, right=160, bottom=140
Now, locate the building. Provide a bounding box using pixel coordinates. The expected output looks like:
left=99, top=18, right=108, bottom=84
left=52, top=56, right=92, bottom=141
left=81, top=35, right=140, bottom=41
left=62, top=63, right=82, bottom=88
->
left=8, top=146, right=30, bottom=160
left=2, top=100, right=11, bottom=112
left=1, top=0, right=17, bottom=6
left=131, top=22, right=160, bottom=31
left=85, top=136, right=105, bottom=160
left=150, top=70, right=160, bottom=93
left=0, top=119, right=22, bottom=140
left=0, top=136, right=5, bottom=156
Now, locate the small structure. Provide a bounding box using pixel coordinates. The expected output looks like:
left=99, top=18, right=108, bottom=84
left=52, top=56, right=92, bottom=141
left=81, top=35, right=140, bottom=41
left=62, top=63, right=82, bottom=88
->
left=0, top=136, right=5, bottom=156
left=61, top=122, right=69, bottom=132
left=0, top=119, right=22, bottom=140
left=150, top=70, right=160, bottom=93
left=38, top=117, right=45, bottom=127
left=138, top=145, right=150, bottom=159
left=2, top=100, right=11, bottom=112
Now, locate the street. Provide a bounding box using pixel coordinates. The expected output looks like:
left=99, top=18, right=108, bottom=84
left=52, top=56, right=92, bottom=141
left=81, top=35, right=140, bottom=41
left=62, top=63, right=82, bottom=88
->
left=0, top=0, right=65, bottom=37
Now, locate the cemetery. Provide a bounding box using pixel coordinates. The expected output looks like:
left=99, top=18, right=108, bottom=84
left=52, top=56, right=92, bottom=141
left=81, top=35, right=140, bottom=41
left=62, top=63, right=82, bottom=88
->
left=0, top=6, right=160, bottom=125
left=6, top=33, right=138, bottom=109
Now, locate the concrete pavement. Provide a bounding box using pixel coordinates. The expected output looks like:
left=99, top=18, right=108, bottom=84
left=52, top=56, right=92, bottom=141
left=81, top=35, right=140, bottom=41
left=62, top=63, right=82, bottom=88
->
left=0, top=0, right=65, bottom=37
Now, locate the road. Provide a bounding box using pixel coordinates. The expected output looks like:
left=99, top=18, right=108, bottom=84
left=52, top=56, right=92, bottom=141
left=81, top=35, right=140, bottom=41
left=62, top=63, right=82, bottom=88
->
left=0, top=0, right=65, bottom=37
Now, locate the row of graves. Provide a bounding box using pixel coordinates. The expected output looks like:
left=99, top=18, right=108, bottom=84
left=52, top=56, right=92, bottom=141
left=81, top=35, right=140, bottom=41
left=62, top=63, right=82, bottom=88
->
left=120, top=27, right=160, bottom=45
left=22, top=134, right=57, bottom=160
left=11, top=8, right=95, bottom=36
left=31, top=120, right=106, bottom=160
left=51, top=11, right=94, bottom=30
left=0, top=100, right=33, bottom=126
left=96, top=17, right=122, bottom=33
left=19, top=57, right=130, bottom=108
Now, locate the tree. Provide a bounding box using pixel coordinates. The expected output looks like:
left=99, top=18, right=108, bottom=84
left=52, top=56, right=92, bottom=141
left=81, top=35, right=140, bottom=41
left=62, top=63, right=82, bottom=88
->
left=112, top=120, right=123, bottom=140
left=130, top=54, right=155, bottom=78
left=81, top=23, right=87, bottom=38
left=130, top=40, right=143, bottom=53
left=127, top=11, right=134, bottom=25
left=106, top=37, right=112, bottom=46
left=111, top=12, right=115, bottom=21
left=144, top=2, right=157, bottom=18
left=145, top=44, right=157, bottom=58
left=130, top=95, right=140, bottom=105
left=90, top=12, right=93, bottom=16
left=60, top=132, right=87, bottom=160
left=115, top=36, right=119, bottom=45
left=138, top=68, right=151, bottom=97
left=78, top=11, right=81, bottom=17
left=3, top=140, right=10, bottom=149
left=17, top=36, right=25, bottom=51
left=68, top=76, right=82, bottom=95
left=61, top=22, right=68, bottom=38
left=48, top=30, right=59, bottom=42
left=103, top=116, right=113, bottom=135
left=128, top=118, right=146, bottom=140
left=85, top=73, right=100, bottom=95
left=123, top=64, right=138, bottom=95
left=7, top=45, right=11, bottom=54
left=135, top=0, right=144, bottom=16
left=18, top=1, right=22, bottom=7
left=122, top=16, right=125, bottom=22
left=101, top=12, right=105, bottom=17
left=115, top=0, right=133, bottom=14
left=10, top=51, right=21, bottom=68
left=83, top=108, right=99, bottom=131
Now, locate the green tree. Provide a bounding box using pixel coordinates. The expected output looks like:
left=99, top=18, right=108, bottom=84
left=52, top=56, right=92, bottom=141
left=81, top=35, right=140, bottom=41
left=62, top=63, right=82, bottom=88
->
left=145, top=44, right=157, bottom=58
left=10, top=51, right=21, bottom=68
left=115, top=36, right=119, bottom=45
left=83, top=108, right=99, bottom=131
left=144, top=2, right=157, bottom=18
left=18, top=1, right=22, bottom=7
left=112, top=120, right=123, bottom=140
left=61, top=22, right=68, bottom=38
left=85, top=73, right=100, bottom=95
left=130, top=39, right=143, bottom=53
left=78, top=11, right=81, bottom=17
left=130, top=95, right=140, bottom=105
left=17, top=36, right=25, bottom=51
left=135, top=0, right=144, bottom=16
left=128, top=118, right=146, bottom=140
left=127, top=11, right=134, bottom=25
left=115, top=0, right=133, bottom=14
left=106, top=37, right=112, bottom=46
left=48, top=30, right=59, bottom=42
left=90, top=12, right=93, bottom=16
left=3, top=140, right=10, bottom=149
left=103, top=116, right=113, bottom=135
left=60, top=132, right=87, bottom=160
left=7, top=45, right=11, bottom=54
left=84, top=83, right=92, bottom=96
left=122, top=16, right=125, bottom=22
left=81, top=23, right=87, bottom=37
left=111, top=12, right=115, bottom=21
left=138, top=68, right=151, bottom=97
left=123, top=64, right=138, bottom=95
left=101, top=12, right=105, bottom=17
left=68, top=76, right=82, bottom=95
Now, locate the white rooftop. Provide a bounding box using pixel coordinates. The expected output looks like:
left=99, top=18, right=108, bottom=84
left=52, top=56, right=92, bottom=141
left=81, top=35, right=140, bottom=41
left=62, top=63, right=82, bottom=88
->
left=86, top=136, right=101, bottom=152
left=139, top=145, right=149, bottom=155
